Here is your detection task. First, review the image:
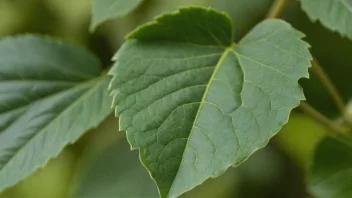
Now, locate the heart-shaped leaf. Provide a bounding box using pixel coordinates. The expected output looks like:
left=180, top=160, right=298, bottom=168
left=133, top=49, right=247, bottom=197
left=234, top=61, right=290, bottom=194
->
left=109, top=7, right=311, bottom=198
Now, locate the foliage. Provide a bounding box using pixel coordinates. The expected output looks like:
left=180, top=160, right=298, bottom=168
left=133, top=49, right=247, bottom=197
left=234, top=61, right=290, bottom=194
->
left=309, top=137, right=352, bottom=198
left=109, top=7, right=311, bottom=197
left=0, top=0, right=351, bottom=198
left=301, top=0, right=352, bottom=39
left=0, top=35, right=112, bottom=192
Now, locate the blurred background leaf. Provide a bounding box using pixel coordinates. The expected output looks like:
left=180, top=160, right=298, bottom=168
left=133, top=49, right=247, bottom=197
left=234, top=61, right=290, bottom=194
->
left=212, top=0, right=272, bottom=40
left=308, top=137, right=352, bottom=198
left=69, top=134, right=238, bottom=198
left=90, top=0, right=143, bottom=31
left=0, top=149, right=75, bottom=198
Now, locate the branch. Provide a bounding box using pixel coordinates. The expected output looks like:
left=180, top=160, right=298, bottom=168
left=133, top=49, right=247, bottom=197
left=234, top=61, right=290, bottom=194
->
left=311, top=58, right=345, bottom=115
left=266, top=0, right=288, bottom=18
left=299, top=102, right=349, bottom=134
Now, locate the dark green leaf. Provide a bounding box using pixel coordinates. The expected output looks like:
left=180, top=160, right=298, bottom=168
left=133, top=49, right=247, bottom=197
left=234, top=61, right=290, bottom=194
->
left=0, top=35, right=112, bottom=191
left=309, top=137, right=352, bottom=198
left=109, top=7, right=311, bottom=198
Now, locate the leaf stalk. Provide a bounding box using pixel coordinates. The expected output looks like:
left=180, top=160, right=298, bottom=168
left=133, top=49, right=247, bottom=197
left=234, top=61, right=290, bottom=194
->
left=299, top=102, right=349, bottom=134
left=311, top=58, right=346, bottom=116
left=267, top=0, right=288, bottom=18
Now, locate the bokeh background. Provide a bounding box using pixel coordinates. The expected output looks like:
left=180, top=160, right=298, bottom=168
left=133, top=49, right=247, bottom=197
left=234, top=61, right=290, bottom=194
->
left=0, top=0, right=350, bottom=197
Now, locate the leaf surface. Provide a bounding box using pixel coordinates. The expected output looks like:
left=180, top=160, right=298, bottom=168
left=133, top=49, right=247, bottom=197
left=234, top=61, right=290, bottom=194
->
left=90, top=0, right=143, bottom=31
left=309, top=137, right=352, bottom=198
left=109, top=7, right=311, bottom=198
left=0, top=35, right=112, bottom=191
left=301, top=0, right=352, bottom=39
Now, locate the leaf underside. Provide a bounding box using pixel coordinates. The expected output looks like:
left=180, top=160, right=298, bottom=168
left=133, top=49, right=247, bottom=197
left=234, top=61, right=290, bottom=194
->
left=309, top=137, right=352, bottom=198
left=301, top=0, right=352, bottom=39
left=109, top=7, right=311, bottom=198
left=90, top=0, right=143, bottom=31
left=0, top=35, right=112, bottom=191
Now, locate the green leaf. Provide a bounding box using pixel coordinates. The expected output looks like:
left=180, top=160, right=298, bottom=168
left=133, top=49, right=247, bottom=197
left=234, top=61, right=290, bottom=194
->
left=309, top=137, right=352, bottom=198
left=0, top=35, right=112, bottom=191
left=70, top=134, right=238, bottom=198
left=301, top=0, right=352, bottom=39
left=109, top=7, right=311, bottom=198
left=71, top=139, right=159, bottom=198
left=90, top=0, right=143, bottom=31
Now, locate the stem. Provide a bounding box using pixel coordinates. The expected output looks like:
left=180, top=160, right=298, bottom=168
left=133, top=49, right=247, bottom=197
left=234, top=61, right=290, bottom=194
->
left=299, top=102, right=348, bottom=134
left=311, top=58, right=345, bottom=115
left=266, top=0, right=288, bottom=18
